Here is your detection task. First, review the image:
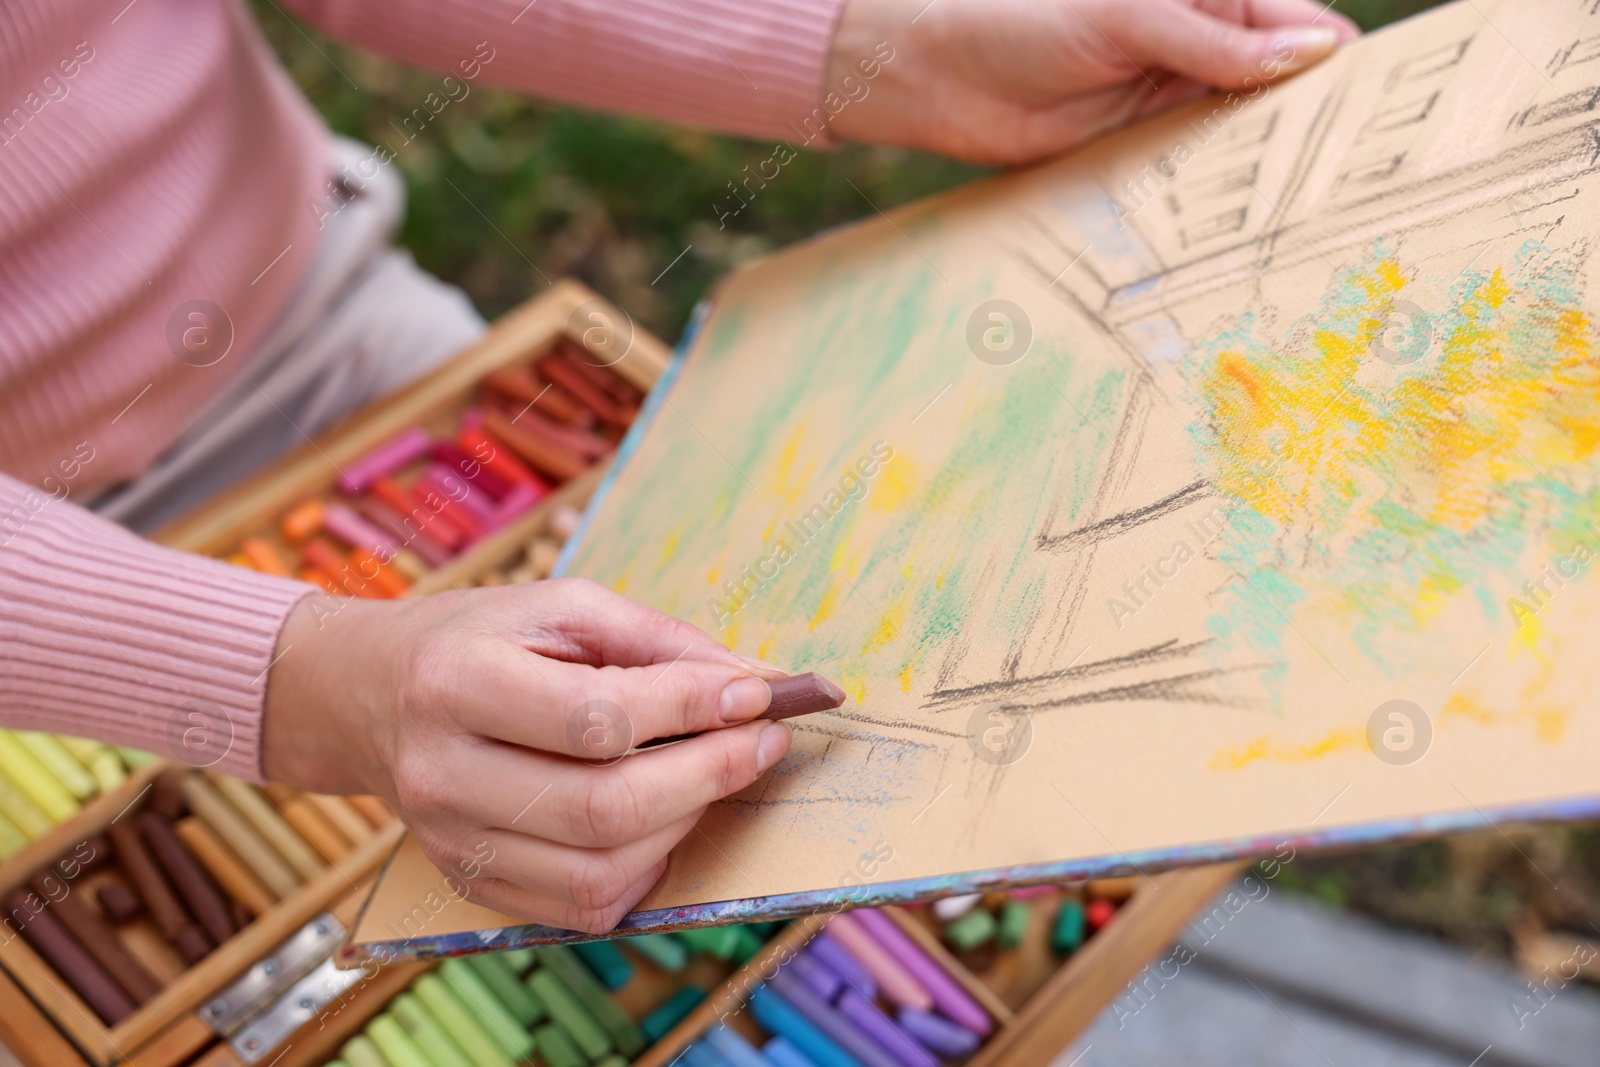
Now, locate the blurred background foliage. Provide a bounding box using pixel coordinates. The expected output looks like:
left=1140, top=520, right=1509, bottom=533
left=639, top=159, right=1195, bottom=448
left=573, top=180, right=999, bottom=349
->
left=251, top=0, right=1447, bottom=344
left=249, top=0, right=1600, bottom=959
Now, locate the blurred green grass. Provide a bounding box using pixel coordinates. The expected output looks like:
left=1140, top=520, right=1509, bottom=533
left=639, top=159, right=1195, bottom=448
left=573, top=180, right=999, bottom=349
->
left=251, top=0, right=1445, bottom=344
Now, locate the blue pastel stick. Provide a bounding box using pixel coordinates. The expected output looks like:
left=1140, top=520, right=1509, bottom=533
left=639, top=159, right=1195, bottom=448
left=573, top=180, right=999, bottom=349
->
left=785, top=952, right=842, bottom=1003
left=766, top=968, right=900, bottom=1067
left=763, top=1037, right=823, bottom=1067
left=702, top=1024, right=773, bottom=1067
left=749, top=986, right=864, bottom=1067
left=897, top=1007, right=981, bottom=1059
left=808, top=934, right=877, bottom=1000
left=678, top=1040, right=727, bottom=1067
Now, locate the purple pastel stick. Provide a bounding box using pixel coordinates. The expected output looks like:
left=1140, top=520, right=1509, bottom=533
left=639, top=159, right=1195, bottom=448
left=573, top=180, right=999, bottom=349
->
left=338, top=427, right=432, bottom=494
left=767, top=969, right=902, bottom=1067
left=322, top=502, right=398, bottom=556
left=897, top=1008, right=980, bottom=1059
left=852, top=909, right=991, bottom=1036
left=808, top=933, right=877, bottom=1001
left=836, top=991, right=938, bottom=1067
left=786, top=951, right=843, bottom=1003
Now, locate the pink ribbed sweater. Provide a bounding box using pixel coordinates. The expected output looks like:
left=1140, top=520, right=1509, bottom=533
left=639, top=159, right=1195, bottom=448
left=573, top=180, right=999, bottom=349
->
left=0, top=0, right=844, bottom=779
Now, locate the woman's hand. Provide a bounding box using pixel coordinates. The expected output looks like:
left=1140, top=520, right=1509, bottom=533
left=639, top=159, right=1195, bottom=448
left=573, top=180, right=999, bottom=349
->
left=827, top=0, right=1361, bottom=165
left=261, top=578, right=791, bottom=933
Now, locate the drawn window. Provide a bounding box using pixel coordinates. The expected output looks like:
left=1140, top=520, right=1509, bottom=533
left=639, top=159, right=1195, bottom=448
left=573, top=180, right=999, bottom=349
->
left=1165, top=162, right=1259, bottom=214
left=1180, top=207, right=1248, bottom=247
left=1384, top=38, right=1471, bottom=88
left=1361, top=91, right=1439, bottom=139
left=1550, top=35, right=1600, bottom=76
left=1511, top=84, right=1600, bottom=129
left=1335, top=153, right=1406, bottom=190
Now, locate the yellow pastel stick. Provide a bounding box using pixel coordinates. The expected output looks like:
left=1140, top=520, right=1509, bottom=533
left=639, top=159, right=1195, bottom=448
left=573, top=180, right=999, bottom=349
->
left=0, top=730, right=78, bottom=821
left=0, top=809, right=27, bottom=858
left=56, top=736, right=127, bottom=791
left=117, top=747, right=156, bottom=768
left=0, top=769, right=53, bottom=838
left=208, top=774, right=327, bottom=880
left=16, top=732, right=97, bottom=799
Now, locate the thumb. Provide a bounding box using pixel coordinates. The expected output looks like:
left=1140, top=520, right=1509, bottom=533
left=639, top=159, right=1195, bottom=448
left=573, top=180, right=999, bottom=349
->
left=1114, top=6, right=1340, bottom=91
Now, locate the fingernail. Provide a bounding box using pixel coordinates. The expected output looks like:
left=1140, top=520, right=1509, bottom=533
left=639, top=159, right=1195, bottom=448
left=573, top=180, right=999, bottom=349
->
left=735, top=653, right=788, bottom=678
left=1269, top=27, right=1339, bottom=74
left=756, top=722, right=791, bottom=771
left=720, top=677, right=771, bottom=723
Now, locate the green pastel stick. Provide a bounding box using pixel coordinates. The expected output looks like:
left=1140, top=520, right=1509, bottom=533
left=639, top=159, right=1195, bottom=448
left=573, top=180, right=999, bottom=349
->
left=15, top=732, right=97, bottom=799
left=368, top=1012, right=437, bottom=1067
left=340, top=1035, right=389, bottom=1067
left=678, top=926, right=740, bottom=959
left=526, top=968, right=611, bottom=1060
left=325, top=1062, right=350, bottom=1067
left=535, top=946, right=645, bottom=1055
left=115, top=747, right=156, bottom=768
left=998, top=901, right=1030, bottom=948
left=1053, top=900, right=1086, bottom=954
left=0, top=809, right=27, bottom=858
left=624, top=933, right=687, bottom=972
left=392, top=992, right=477, bottom=1067
left=594, top=1057, right=630, bottom=1067
left=532, top=1023, right=585, bottom=1067
left=439, top=959, right=536, bottom=1061
left=413, top=974, right=516, bottom=1067
left=572, top=940, right=633, bottom=990
left=945, top=908, right=998, bottom=952
left=499, top=948, right=536, bottom=975
left=640, top=986, right=704, bottom=1042
left=465, top=953, right=545, bottom=1026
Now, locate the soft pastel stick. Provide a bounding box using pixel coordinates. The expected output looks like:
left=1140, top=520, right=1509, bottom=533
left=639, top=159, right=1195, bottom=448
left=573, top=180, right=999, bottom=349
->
left=0, top=809, right=26, bottom=857
left=181, top=775, right=302, bottom=898
left=464, top=953, right=544, bottom=1026
left=356, top=496, right=451, bottom=567
left=0, top=767, right=53, bottom=838
left=413, top=974, right=515, bottom=1067
left=392, top=991, right=478, bottom=1067
left=279, top=498, right=325, bottom=544
left=0, top=730, right=78, bottom=820
left=897, top=1008, right=981, bottom=1059
left=499, top=948, right=536, bottom=975
left=323, top=502, right=399, bottom=556
left=433, top=442, right=514, bottom=500
left=349, top=547, right=410, bottom=598
left=536, top=945, right=646, bottom=1055
left=372, top=479, right=466, bottom=552
left=748, top=985, right=864, bottom=1067
left=174, top=816, right=277, bottom=915
left=261, top=785, right=352, bottom=862
left=533, top=1023, right=586, bottom=1067
left=339, top=1034, right=389, bottom=1067
left=339, top=427, right=432, bottom=495
left=677, top=1041, right=725, bottom=1067
left=306, top=794, right=375, bottom=844
left=458, top=427, right=546, bottom=490
left=483, top=482, right=544, bottom=534
left=571, top=940, right=633, bottom=991
left=808, top=933, right=876, bottom=1001
left=7, top=888, right=136, bottom=1024
left=15, top=732, right=96, bottom=799
left=58, top=737, right=126, bottom=792
left=786, top=951, right=843, bottom=1003
left=836, top=991, right=938, bottom=1067
left=851, top=909, right=991, bottom=1035
left=367, top=1012, right=436, bottom=1067
left=625, top=932, right=688, bottom=973
left=763, top=1037, right=823, bottom=1067
left=526, top=969, right=611, bottom=1060
left=420, top=465, right=497, bottom=526
left=767, top=968, right=900, bottom=1067
left=639, top=984, right=703, bottom=1041
left=702, top=1024, right=775, bottom=1067
left=208, top=774, right=327, bottom=880
left=440, top=958, right=536, bottom=1060
left=240, top=537, right=290, bottom=576
left=823, top=914, right=931, bottom=1012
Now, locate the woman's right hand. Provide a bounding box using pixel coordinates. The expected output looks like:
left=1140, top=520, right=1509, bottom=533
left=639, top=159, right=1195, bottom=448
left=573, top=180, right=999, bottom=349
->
left=261, top=577, right=792, bottom=933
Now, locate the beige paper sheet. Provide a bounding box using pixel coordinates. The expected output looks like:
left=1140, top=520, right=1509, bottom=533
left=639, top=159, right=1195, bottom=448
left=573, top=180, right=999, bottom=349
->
left=355, top=0, right=1600, bottom=948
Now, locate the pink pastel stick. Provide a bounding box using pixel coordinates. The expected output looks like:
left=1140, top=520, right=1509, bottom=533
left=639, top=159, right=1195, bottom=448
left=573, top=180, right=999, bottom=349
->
left=419, top=465, right=496, bottom=526
left=338, top=427, right=432, bottom=494
left=825, top=913, right=932, bottom=1013
left=851, top=909, right=991, bottom=1037
left=322, top=502, right=398, bottom=556
left=482, top=482, right=545, bottom=535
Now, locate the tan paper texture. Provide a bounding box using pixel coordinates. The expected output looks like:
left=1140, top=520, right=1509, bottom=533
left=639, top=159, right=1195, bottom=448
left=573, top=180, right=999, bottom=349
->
left=356, top=0, right=1600, bottom=948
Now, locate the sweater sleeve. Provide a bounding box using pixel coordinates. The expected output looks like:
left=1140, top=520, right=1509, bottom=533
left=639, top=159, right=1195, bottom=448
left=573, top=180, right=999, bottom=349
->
left=0, top=475, right=312, bottom=782
left=279, top=0, right=848, bottom=143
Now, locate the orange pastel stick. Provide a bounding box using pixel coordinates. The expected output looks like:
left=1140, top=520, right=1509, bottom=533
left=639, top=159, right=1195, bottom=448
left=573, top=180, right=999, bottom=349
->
left=240, top=538, right=290, bottom=576
left=349, top=548, right=409, bottom=598
left=280, top=499, right=325, bottom=544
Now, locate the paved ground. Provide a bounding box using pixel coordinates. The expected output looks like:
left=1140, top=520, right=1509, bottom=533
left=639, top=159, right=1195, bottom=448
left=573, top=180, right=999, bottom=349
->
left=1058, top=885, right=1600, bottom=1067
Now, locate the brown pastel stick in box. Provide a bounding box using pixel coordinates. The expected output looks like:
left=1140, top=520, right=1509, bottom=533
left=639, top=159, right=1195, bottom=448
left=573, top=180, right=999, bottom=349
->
left=97, top=881, right=144, bottom=924
left=306, top=794, right=375, bottom=845
left=31, top=875, right=161, bottom=1003
left=347, top=795, right=394, bottom=828
left=174, top=816, right=277, bottom=918
left=180, top=775, right=302, bottom=898
left=173, top=923, right=212, bottom=965
left=535, top=356, right=636, bottom=426
left=149, top=771, right=188, bottom=820
left=483, top=366, right=587, bottom=424
left=5, top=890, right=137, bottom=1025
left=557, top=340, right=645, bottom=405
left=503, top=407, right=613, bottom=462
left=106, top=819, right=197, bottom=943
left=117, top=921, right=184, bottom=984
left=481, top=409, right=589, bottom=483
left=58, top=833, right=114, bottom=877
left=261, top=784, right=352, bottom=862
left=206, top=774, right=327, bottom=880
left=140, top=813, right=236, bottom=945
left=229, top=898, right=253, bottom=930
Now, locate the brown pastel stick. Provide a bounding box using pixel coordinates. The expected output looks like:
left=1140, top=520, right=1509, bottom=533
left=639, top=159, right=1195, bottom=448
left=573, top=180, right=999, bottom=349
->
left=207, top=774, right=326, bottom=880
left=97, top=882, right=144, bottom=923
left=261, top=785, right=351, bottom=862
left=229, top=899, right=253, bottom=930
left=174, top=817, right=277, bottom=917
left=638, top=672, right=847, bottom=749
left=6, top=890, right=136, bottom=1025
left=481, top=409, right=590, bottom=482
left=503, top=407, right=613, bottom=462
left=305, top=794, right=375, bottom=845
left=31, top=875, right=161, bottom=1003
left=347, top=795, right=394, bottom=828
left=536, top=355, right=637, bottom=425
left=117, top=922, right=184, bottom=984
left=181, top=775, right=301, bottom=898
left=107, top=819, right=196, bottom=943
left=140, top=814, right=234, bottom=946
left=57, top=834, right=113, bottom=877
left=149, top=771, right=188, bottom=820
left=557, top=341, right=645, bottom=404
left=173, top=924, right=212, bottom=965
